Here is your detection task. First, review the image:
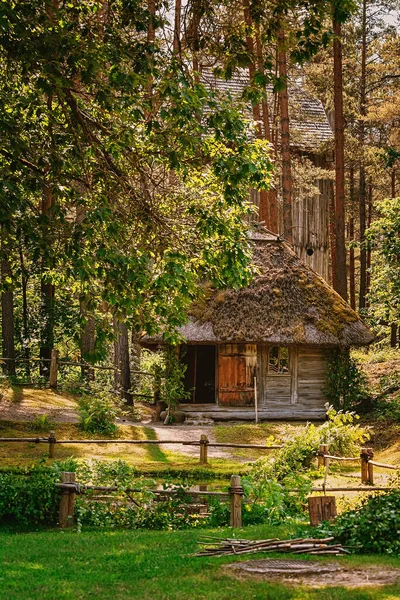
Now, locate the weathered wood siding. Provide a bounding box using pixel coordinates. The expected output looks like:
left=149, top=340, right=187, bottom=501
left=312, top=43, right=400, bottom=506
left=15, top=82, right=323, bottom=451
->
left=297, top=347, right=328, bottom=407
left=218, top=344, right=257, bottom=406
left=259, top=346, right=327, bottom=409
left=260, top=346, right=297, bottom=405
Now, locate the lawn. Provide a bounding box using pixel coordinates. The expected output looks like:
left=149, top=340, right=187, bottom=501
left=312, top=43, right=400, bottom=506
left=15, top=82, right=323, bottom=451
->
left=1, top=524, right=400, bottom=600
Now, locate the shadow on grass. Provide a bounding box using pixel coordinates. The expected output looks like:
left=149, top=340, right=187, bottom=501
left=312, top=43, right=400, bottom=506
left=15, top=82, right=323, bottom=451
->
left=143, top=426, right=170, bottom=464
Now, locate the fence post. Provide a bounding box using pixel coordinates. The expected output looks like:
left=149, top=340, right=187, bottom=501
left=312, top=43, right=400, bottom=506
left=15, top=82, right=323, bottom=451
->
left=360, top=447, right=369, bottom=484
left=48, top=430, right=56, bottom=459
left=367, top=447, right=374, bottom=485
left=49, top=348, right=59, bottom=389
left=317, top=444, right=328, bottom=467
left=229, top=475, right=243, bottom=528
left=200, top=434, right=209, bottom=465
left=58, top=472, right=76, bottom=528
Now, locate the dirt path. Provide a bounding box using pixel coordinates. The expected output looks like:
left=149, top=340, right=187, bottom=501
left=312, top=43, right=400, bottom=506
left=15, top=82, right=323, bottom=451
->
left=143, top=423, right=240, bottom=460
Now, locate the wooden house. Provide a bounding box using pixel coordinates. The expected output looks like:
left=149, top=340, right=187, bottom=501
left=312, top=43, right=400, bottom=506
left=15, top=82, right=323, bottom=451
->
left=203, top=70, right=334, bottom=282
left=144, top=230, right=373, bottom=421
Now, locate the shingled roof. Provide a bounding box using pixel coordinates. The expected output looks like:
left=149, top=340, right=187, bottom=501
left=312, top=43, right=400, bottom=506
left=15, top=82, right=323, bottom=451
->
left=151, top=232, right=373, bottom=347
left=202, top=69, right=333, bottom=151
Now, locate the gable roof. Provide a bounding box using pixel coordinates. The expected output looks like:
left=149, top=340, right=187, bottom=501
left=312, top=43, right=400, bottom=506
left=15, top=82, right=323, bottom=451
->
left=201, top=69, right=333, bottom=151
left=149, top=231, right=373, bottom=347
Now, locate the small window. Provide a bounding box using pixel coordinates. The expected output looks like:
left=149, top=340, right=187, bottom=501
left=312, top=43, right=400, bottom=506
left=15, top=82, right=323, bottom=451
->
left=268, top=347, right=290, bottom=374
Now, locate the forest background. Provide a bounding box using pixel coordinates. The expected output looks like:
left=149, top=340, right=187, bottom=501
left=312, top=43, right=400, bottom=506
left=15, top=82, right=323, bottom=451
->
left=0, top=0, right=399, bottom=404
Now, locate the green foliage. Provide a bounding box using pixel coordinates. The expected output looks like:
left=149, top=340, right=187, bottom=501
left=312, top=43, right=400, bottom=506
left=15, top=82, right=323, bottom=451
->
left=326, top=350, right=369, bottom=411
left=249, top=408, right=369, bottom=481
left=367, top=197, right=400, bottom=340
left=373, top=370, right=400, bottom=422
left=0, top=463, right=60, bottom=525
left=318, top=406, right=370, bottom=456
left=29, top=414, right=52, bottom=432
left=160, top=346, right=190, bottom=414
left=78, top=387, right=121, bottom=436
left=138, top=350, right=163, bottom=403
left=329, top=491, right=400, bottom=555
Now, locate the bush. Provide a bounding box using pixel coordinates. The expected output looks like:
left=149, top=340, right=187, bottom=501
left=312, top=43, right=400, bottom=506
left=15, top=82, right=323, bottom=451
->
left=249, top=408, right=369, bottom=483
left=329, top=491, right=400, bottom=555
left=78, top=387, right=121, bottom=436
left=0, top=462, right=66, bottom=525
left=326, top=350, right=369, bottom=411
left=29, top=414, right=52, bottom=432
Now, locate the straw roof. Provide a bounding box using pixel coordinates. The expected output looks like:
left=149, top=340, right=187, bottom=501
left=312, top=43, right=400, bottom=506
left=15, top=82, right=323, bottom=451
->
left=151, top=232, right=374, bottom=347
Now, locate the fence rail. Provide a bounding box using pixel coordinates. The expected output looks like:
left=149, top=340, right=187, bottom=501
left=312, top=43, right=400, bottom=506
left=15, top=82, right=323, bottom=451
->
left=0, top=432, right=282, bottom=463
left=318, top=444, right=400, bottom=486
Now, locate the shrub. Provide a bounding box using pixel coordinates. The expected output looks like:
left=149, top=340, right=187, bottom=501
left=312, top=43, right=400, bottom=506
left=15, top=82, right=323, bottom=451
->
left=0, top=463, right=62, bottom=525
left=78, top=387, right=121, bottom=436
left=29, top=414, right=52, bottom=432
left=326, top=350, right=369, bottom=411
left=249, top=408, right=369, bottom=484
left=329, top=491, right=400, bottom=555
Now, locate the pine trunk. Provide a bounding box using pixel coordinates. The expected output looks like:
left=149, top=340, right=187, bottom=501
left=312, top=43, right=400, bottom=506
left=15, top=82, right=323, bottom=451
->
left=332, top=19, right=347, bottom=300
left=1, top=252, right=15, bottom=376
left=358, top=0, right=367, bottom=310
left=81, top=302, right=95, bottom=381
left=113, top=316, right=133, bottom=405
left=278, top=28, right=292, bottom=243
left=349, top=167, right=356, bottom=310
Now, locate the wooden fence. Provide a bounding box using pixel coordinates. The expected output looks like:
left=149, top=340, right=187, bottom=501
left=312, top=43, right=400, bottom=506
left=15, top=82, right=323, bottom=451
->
left=317, top=444, right=400, bottom=487
left=0, top=433, right=283, bottom=464
left=0, top=350, right=156, bottom=399
left=56, top=472, right=245, bottom=528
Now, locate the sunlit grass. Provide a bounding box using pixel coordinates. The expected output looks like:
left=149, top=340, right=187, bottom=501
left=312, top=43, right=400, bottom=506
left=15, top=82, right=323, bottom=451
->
left=1, top=523, right=400, bottom=599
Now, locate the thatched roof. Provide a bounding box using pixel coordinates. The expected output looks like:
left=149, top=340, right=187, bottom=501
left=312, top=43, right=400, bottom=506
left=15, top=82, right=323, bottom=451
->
left=202, top=69, right=333, bottom=151
left=147, top=232, right=374, bottom=347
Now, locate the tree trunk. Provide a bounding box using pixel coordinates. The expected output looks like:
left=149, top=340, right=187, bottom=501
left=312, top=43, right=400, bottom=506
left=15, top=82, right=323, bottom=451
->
left=1, top=251, right=15, bottom=377
left=329, top=179, right=337, bottom=288
left=349, top=166, right=356, bottom=310
left=80, top=302, right=95, bottom=381
left=277, top=28, right=292, bottom=243
left=40, top=182, right=55, bottom=377
left=358, top=0, right=367, bottom=310
left=113, top=316, right=133, bottom=405
left=255, top=25, right=278, bottom=232
left=173, top=0, right=181, bottom=54
left=332, top=18, right=347, bottom=300
left=365, top=178, right=372, bottom=301
left=391, top=324, right=398, bottom=348
left=19, top=238, right=30, bottom=376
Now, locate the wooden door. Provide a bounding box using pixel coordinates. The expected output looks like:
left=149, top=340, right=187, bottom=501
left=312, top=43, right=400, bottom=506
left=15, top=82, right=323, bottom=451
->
left=218, top=344, right=257, bottom=406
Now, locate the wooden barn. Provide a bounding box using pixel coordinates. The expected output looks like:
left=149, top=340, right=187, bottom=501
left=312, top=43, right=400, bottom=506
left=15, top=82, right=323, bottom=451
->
left=145, top=230, right=373, bottom=421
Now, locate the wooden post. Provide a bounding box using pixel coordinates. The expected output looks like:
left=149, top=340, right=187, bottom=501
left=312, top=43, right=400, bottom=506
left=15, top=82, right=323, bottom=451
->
left=229, top=475, right=243, bottom=528
left=200, top=434, right=209, bottom=465
left=367, top=447, right=374, bottom=485
left=49, top=348, right=59, bottom=389
left=308, top=496, right=337, bottom=526
left=360, top=447, right=369, bottom=484
left=317, top=444, right=328, bottom=467
left=48, top=430, right=56, bottom=459
left=254, top=376, right=258, bottom=424
left=58, top=472, right=76, bottom=528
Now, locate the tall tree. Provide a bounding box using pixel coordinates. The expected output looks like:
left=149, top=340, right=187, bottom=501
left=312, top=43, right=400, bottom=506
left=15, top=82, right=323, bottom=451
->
left=113, top=316, right=132, bottom=405
left=277, top=27, right=293, bottom=243
left=1, top=231, right=15, bottom=376
left=358, top=0, right=367, bottom=310
left=332, top=13, right=348, bottom=300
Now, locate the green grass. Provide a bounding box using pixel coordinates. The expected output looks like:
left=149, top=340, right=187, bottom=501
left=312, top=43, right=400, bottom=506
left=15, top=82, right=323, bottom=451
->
left=1, top=524, right=400, bottom=599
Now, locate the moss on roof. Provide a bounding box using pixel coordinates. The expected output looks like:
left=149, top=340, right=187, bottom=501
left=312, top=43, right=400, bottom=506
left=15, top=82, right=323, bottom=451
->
left=176, top=235, right=374, bottom=347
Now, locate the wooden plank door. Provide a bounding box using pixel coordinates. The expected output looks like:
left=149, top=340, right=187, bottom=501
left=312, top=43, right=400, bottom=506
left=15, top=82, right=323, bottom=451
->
left=218, top=344, right=257, bottom=406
